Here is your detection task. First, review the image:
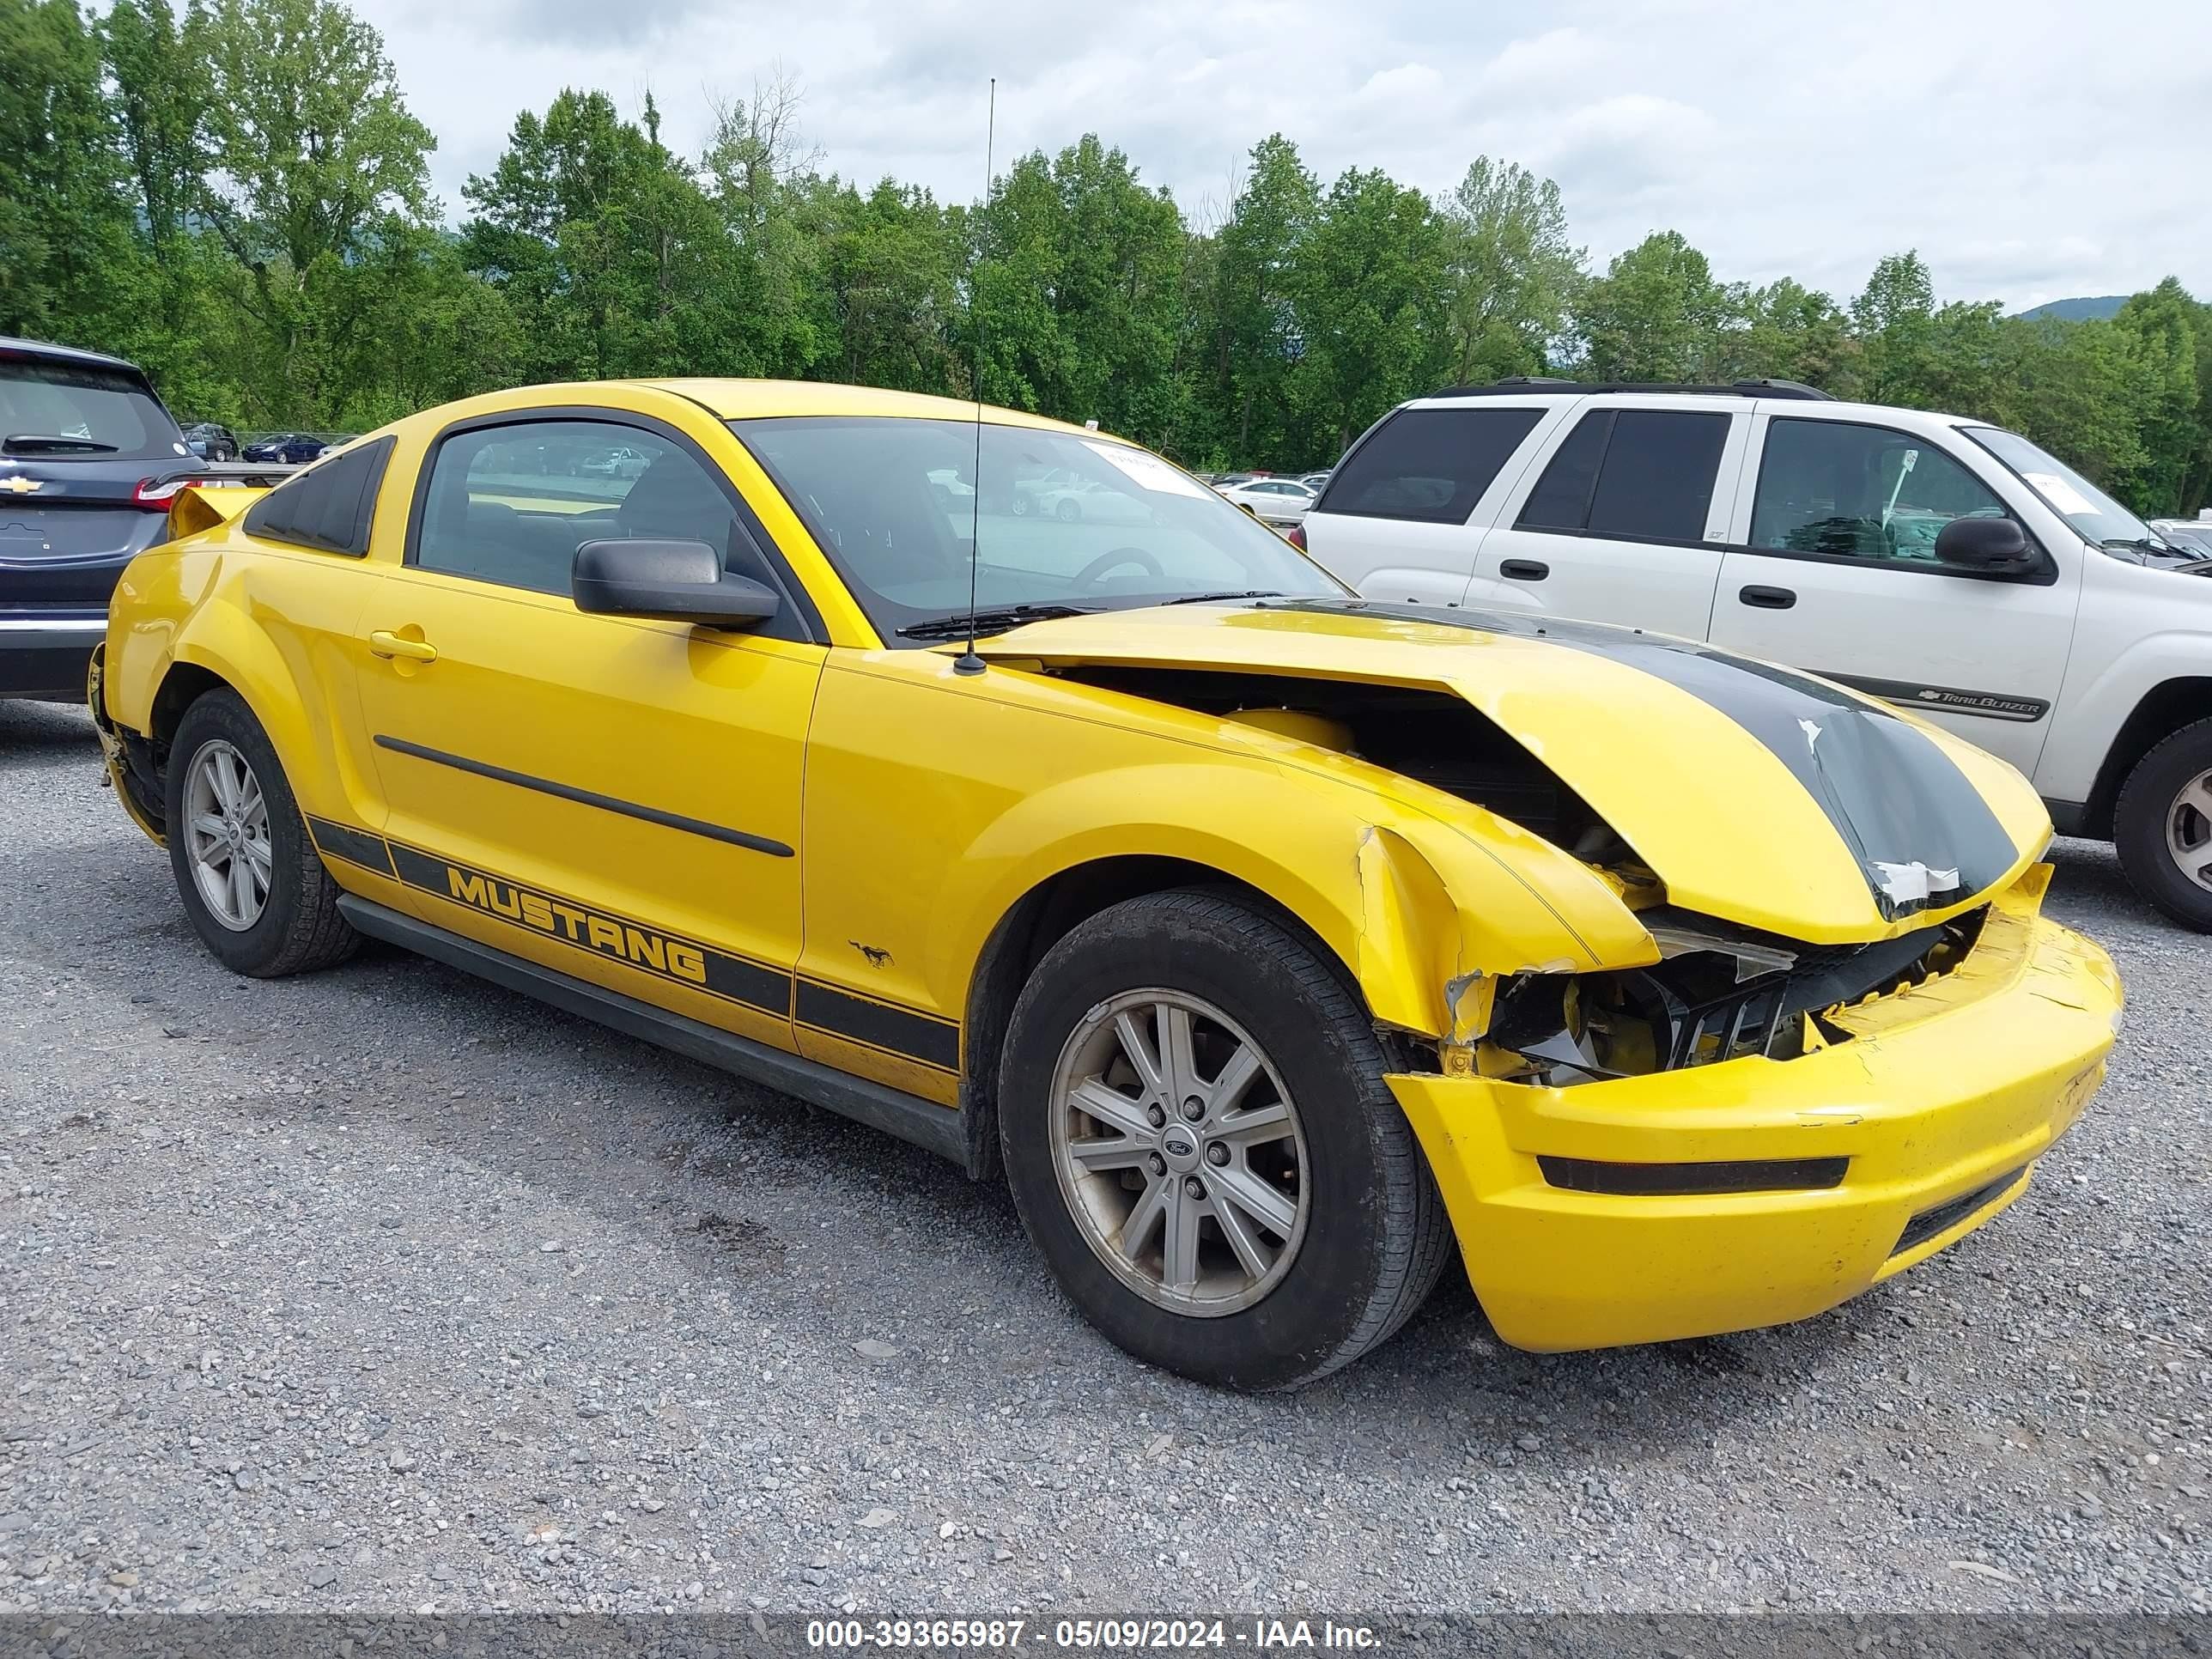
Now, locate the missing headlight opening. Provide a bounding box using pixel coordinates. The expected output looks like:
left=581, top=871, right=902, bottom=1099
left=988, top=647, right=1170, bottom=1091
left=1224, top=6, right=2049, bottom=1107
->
left=1486, top=906, right=1987, bottom=1085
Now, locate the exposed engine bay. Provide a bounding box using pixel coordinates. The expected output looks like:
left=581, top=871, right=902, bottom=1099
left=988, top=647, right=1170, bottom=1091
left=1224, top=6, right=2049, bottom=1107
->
left=1050, top=666, right=1634, bottom=862
left=1484, top=904, right=1985, bottom=1085
left=1048, top=662, right=1990, bottom=1085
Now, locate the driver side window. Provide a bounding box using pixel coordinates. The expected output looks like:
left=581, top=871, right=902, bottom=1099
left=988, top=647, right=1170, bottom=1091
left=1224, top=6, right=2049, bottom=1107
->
left=1750, top=420, right=2010, bottom=567
left=413, top=418, right=782, bottom=600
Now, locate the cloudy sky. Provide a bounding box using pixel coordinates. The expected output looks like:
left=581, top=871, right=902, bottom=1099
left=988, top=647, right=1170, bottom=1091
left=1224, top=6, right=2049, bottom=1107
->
left=356, top=0, right=2209, bottom=313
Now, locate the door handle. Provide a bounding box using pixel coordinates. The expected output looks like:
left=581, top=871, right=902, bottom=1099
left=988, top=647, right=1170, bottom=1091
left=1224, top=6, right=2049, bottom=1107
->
left=368, top=629, right=439, bottom=663
left=1499, top=559, right=1550, bottom=581
left=1739, top=585, right=1797, bottom=610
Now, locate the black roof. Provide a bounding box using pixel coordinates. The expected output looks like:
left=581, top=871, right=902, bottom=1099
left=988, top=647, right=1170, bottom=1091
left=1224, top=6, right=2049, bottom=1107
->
left=0, top=334, right=145, bottom=373
left=1430, top=375, right=1835, bottom=402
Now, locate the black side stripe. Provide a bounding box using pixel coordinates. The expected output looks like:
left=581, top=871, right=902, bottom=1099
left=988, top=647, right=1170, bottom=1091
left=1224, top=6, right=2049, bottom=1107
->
left=796, top=980, right=962, bottom=1072
left=373, top=735, right=793, bottom=858
left=387, top=842, right=792, bottom=1016
left=1275, top=600, right=2021, bottom=921
left=305, top=816, right=396, bottom=876
left=297, top=817, right=962, bottom=1071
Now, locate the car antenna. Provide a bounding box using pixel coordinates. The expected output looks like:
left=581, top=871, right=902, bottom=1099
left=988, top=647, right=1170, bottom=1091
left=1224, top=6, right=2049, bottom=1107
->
left=953, top=76, right=996, bottom=678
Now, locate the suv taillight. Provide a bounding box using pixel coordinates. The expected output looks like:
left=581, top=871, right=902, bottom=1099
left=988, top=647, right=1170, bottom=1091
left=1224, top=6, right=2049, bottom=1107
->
left=1285, top=523, right=1307, bottom=551
left=132, top=477, right=217, bottom=510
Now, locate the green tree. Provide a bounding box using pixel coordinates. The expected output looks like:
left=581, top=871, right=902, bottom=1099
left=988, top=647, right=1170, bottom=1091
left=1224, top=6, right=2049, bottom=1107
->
left=820, top=179, right=963, bottom=393
left=196, top=0, right=441, bottom=422
left=1209, top=135, right=1318, bottom=459
left=0, top=0, right=139, bottom=342
left=1437, top=156, right=1583, bottom=384
left=1571, top=230, right=1728, bottom=381
left=968, top=136, right=1190, bottom=450
left=100, top=0, right=210, bottom=246
left=2112, top=278, right=2211, bottom=514
left=465, top=89, right=744, bottom=383
left=1290, top=167, right=1449, bottom=452
left=1846, top=251, right=1938, bottom=404
left=1711, top=277, right=1850, bottom=387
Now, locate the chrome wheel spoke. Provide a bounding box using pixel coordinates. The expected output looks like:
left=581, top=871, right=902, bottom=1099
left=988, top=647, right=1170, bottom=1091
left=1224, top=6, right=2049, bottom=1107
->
left=1213, top=1098, right=1291, bottom=1146
left=210, top=751, right=243, bottom=816
left=1118, top=1176, right=1170, bottom=1259
left=1161, top=1182, right=1201, bottom=1294
left=1206, top=1043, right=1262, bottom=1114
left=242, top=836, right=273, bottom=884
left=1066, top=1133, right=1149, bottom=1171
left=1112, top=1012, right=1166, bottom=1099
left=1212, top=1164, right=1298, bottom=1240
left=228, top=853, right=257, bottom=920
left=191, top=813, right=229, bottom=842
left=1069, top=1077, right=1153, bottom=1142
left=1209, top=1190, right=1278, bottom=1279
left=1158, top=1002, right=1198, bottom=1099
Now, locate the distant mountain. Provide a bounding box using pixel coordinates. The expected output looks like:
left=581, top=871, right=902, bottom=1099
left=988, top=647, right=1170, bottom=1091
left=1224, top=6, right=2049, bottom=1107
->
left=2014, top=295, right=2130, bottom=322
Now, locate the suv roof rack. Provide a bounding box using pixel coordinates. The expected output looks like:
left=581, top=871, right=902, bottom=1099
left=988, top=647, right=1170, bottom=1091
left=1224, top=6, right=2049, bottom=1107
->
left=1428, top=376, right=1836, bottom=401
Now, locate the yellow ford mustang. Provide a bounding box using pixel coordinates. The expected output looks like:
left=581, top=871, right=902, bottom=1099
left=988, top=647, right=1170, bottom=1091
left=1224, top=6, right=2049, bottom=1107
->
left=89, top=380, right=2123, bottom=1389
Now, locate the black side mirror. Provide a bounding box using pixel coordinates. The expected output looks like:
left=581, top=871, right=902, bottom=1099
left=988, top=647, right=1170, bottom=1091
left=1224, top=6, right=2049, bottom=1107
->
left=1933, top=516, right=2034, bottom=574
left=572, top=538, right=781, bottom=628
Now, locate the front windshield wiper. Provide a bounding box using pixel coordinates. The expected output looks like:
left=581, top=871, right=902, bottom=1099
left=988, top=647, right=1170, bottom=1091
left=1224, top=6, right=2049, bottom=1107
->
left=3, top=433, right=118, bottom=455
left=2102, top=535, right=2192, bottom=563
left=1160, top=589, right=1285, bottom=606
left=896, top=603, right=1099, bottom=641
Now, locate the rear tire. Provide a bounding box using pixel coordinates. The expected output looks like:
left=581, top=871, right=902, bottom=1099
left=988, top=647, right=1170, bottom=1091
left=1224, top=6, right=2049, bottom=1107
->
left=999, top=890, right=1450, bottom=1390
left=2113, top=718, right=2212, bottom=932
left=165, top=688, right=360, bottom=976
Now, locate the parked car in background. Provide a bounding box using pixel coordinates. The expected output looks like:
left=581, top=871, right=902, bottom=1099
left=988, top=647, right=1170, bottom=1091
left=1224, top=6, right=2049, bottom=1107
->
left=1300, top=376, right=2212, bottom=929
left=582, top=443, right=652, bottom=479
left=0, top=335, right=201, bottom=699
left=2149, top=519, right=2212, bottom=558
left=1298, top=470, right=1334, bottom=490
left=181, top=422, right=239, bottom=461
left=243, top=432, right=328, bottom=465
left=1218, top=476, right=1318, bottom=526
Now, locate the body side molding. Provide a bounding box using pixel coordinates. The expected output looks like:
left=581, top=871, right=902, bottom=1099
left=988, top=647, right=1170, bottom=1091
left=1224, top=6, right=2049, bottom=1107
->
left=335, top=896, right=965, bottom=1164
left=372, top=734, right=794, bottom=857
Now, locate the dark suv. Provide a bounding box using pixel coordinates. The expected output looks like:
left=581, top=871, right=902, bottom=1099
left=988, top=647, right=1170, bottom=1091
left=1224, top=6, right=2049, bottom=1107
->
left=1, top=337, right=195, bottom=700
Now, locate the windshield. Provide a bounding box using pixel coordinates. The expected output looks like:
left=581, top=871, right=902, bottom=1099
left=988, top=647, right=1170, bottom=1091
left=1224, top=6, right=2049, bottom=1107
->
left=0, top=356, right=179, bottom=460
left=1962, top=426, right=2156, bottom=550
left=732, top=416, right=1341, bottom=642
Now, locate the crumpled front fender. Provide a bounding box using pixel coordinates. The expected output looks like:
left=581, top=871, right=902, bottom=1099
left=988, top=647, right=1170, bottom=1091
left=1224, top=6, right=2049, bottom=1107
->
left=1352, top=812, right=1659, bottom=1042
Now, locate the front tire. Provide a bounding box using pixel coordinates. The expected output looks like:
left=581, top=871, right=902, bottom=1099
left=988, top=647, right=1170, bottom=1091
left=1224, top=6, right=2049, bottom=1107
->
left=165, top=689, right=360, bottom=976
left=999, top=890, right=1450, bottom=1389
left=2113, top=718, right=2212, bottom=931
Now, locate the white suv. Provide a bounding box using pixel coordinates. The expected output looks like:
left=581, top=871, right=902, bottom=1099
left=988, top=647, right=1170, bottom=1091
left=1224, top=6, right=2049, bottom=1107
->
left=1300, top=378, right=2212, bottom=929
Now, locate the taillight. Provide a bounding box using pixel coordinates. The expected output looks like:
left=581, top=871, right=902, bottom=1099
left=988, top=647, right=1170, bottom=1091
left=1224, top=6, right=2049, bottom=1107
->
left=1285, top=523, right=1307, bottom=551
left=133, top=476, right=234, bottom=511
left=132, top=477, right=194, bottom=510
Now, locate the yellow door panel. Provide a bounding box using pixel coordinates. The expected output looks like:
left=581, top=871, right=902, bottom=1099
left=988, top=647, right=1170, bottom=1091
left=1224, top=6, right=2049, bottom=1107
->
left=353, top=569, right=819, bottom=1048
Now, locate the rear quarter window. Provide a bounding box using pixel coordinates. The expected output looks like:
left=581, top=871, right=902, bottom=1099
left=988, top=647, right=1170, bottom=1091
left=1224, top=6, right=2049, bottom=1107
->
left=1316, top=406, right=1544, bottom=524
left=241, top=437, right=395, bottom=556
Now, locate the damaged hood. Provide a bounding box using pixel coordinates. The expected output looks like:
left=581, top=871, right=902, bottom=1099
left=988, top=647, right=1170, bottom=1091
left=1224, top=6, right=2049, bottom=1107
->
left=975, top=599, right=2048, bottom=945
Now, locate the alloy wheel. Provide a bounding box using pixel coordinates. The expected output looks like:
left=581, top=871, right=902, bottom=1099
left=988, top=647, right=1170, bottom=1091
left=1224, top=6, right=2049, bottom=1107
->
left=1048, top=988, right=1310, bottom=1316
left=2166, top=769, right=2212, bottom=892
left=183, top=738, right=272, bottom=931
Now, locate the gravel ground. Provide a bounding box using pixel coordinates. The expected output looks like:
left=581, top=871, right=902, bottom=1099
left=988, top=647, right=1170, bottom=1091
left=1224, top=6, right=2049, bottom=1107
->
left=0, top=696, right=2205, bottom=1620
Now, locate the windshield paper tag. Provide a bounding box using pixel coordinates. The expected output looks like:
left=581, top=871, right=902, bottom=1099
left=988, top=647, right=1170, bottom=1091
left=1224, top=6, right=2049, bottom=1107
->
left=2024, top=471, right=2096, bottom=517
left=1083, top=441, right=1210, bottom=499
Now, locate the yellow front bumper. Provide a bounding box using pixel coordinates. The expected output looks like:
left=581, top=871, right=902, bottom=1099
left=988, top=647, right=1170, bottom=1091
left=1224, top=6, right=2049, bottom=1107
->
left=1389, top=868, right=2122, bottom=1352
